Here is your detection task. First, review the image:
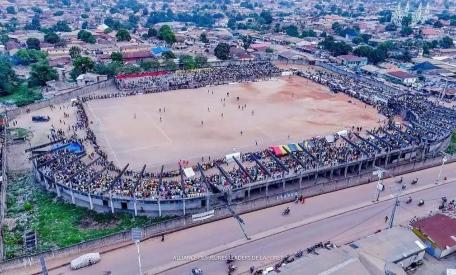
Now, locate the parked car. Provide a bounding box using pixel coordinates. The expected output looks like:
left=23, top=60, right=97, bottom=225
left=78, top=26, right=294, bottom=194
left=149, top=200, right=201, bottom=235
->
left=70, top=253, right=101, bottom=270
left=32, top=116, right=50, bottom=122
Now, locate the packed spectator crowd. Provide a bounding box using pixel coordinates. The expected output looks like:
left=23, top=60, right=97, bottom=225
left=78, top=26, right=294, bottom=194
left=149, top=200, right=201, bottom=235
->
left=33, top=66, right=456, bottom=203
left=114, top=62, right=281, bottom=93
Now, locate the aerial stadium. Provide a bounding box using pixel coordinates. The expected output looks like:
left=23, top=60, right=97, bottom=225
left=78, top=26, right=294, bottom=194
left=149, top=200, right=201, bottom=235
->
left=16, top=61, right=455, bottom=217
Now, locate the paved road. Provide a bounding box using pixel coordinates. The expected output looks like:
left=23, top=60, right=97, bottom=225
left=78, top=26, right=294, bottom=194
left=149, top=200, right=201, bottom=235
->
left=48, top=162, right=455, bottom=275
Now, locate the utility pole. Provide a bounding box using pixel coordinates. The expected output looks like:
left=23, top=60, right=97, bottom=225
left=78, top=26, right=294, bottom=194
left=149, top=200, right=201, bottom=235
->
left=436, top=154, right=448, bottom=184
left=389, top=186, right=402, bottom=229
left=39, top=256, right=48, bottom=275
left=227, top=201, right=250, bottom=240
left=131, top=228, right=143, bottom=275
left=373, top=167, right=385, bottom=202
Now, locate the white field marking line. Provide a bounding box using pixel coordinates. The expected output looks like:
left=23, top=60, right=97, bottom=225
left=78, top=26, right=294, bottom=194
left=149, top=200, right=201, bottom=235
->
left=85, top=103, right=121, bottom=165
left=137, top=105, right=172, bottom=143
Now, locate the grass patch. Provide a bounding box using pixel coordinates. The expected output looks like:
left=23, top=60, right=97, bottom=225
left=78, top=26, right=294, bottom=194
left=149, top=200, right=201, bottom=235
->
left=8, top=128, right=31, bottom=141
left=3, top=173, right=168, bottom=259
left=0, top=83, right=43, bottom=107
left=446, top=132, right=456, bottom=155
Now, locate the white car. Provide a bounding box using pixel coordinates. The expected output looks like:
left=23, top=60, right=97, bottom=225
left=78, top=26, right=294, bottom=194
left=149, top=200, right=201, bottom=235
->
left=70, top=253, right=101, bottom=270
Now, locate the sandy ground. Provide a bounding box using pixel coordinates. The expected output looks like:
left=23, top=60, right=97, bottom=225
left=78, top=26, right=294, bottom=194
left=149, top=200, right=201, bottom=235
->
left=85, top=76, right=382, bottom=171
left=8, top=103, right=78, bottom=171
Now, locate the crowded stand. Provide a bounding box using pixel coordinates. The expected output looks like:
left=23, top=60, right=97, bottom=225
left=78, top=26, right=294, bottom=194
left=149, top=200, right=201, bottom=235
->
left=114, top=62, right=281, bottom=93
left=32, top=65, right=456, bottom=207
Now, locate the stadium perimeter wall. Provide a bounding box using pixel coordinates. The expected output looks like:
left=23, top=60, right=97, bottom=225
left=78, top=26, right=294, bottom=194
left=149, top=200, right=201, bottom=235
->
left=0, top=153, right=453, bottom=274
left=6, top=79, right=114, bottom=120
left=0, top=121, right=8, bottom=259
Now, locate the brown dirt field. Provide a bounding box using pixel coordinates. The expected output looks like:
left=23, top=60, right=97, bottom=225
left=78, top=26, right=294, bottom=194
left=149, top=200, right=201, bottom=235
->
left=85, top=76, right=382, bottom=171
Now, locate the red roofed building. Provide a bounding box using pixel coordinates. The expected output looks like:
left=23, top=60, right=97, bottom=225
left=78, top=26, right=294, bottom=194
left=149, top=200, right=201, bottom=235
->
left=385, top=70, right=417, bottom=86
left=121, top=50, right=153, bottom=62
left=411, top=214, right=456, bottom=258
left=420, top=27, right=443, bottom=40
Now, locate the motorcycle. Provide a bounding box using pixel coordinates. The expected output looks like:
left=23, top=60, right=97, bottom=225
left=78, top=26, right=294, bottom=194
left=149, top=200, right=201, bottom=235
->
left=282, top=207, right=290, bottom=216
left=324, top=241, right=334, bottom=249
left=406, top=197, right=412, bottom=204
left=226, top=255, right=235, bottom=264
left=283, top=255, right=294, bottom=263
left=295, top=250, right=304, bottom=258
left=401, top=184, right=407, bottom=190
left=418, top=200, right=424, bottom=206
left=411, top=178, right=418, bottom=185
left=191, top=268, right=203, bottom=275
left=228, top=264, right=237, bottom=273
left=396, top=177, right=403, bottom=184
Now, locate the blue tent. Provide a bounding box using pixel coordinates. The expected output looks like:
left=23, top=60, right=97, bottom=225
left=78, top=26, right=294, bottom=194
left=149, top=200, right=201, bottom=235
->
left=151, top=47, right=171, bottom=57
left=288, top=143, right=298, bottom=152
left=51, top=142, right=84, bottom=154
left=412, top=61, right=439, bottom=72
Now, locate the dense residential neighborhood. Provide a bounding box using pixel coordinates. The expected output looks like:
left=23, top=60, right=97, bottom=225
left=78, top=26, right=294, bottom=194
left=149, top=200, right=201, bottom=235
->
left=0, top=0, right=454, bottom=105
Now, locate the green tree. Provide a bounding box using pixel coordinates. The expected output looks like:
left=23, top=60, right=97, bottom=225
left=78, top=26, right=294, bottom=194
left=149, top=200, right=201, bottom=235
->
left=422, top=44, right=430, bottom=56
left=241, top=35, right=253, bottom=50
left=440, top=36, right=454, bottom=49
left=116, top=29, right=131, bottom=41
left=265, top=47, right=274, bottom=53
left=26, top=38, right=40, bottom=50
left=139, top=60, right=160, bottom=71
left=111, top=52, right=123, bottom=62
left=77, top=30, right=96, bottom=43
left=385, top=23, right=397, bottom=32
left=0, top=55, right=17, bottom=95
left=400, top=26, right=413, bottom=36
left=214, top=42, right=230, bottom=60
left=52, top=21, right=71, bottom=32
left=69, top=46, right=82, bottom=59
left=331, top=22, right=343, bottom=34
left=44, top=32, right=60, bottom=44
left=0, top=34, right=10, bottom=45
left=71, top=56, right=94, bottom=80
left=53, top=10, right=64, bottom=16
left=179, top=55, right=196, bottom=70
left=13, top=49, right=47, bottom=65
left=259, top=10, right=273, bottom=24
left=6, top=6, right=16, bottom=14
left=162, top=51, right=175, bottom=59
left=93, top=61, right=122, bottom=77
left=163, top=59, right=177, bottom=70
left=227, top=18, right=236, bottom=30
left=119, top=64, right=141, bottom=74
left=148, top=28, right=157, bottom=37
left=25, top=14, right=41, bottom=30
left=158, top=25, right=176, bottom=44
left=194, top=55, right=208, bottom=68
left=283, top=25, right=299, bottom=37
left=29, top=60, right=58, bottom=86
left=352, top=36, right=363, bottom=45
left=433, top=20, right=443, bottom=28
left=200, top=32, right=209, bottom=43
left=31, top=7, right=42, bottom=14
left=319, top=36, right=353, bottom=56
left=401, top=15, right=412, bottom=27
